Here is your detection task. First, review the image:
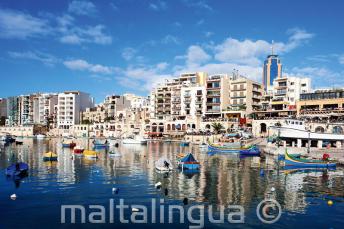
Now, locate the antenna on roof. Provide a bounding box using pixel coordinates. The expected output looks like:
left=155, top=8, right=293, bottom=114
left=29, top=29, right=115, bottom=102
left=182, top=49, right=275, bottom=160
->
left=271, top=40, right=274, bottom=55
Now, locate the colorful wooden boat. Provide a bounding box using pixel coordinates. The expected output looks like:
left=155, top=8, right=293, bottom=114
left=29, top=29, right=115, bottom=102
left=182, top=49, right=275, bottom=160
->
left=5, top=162, right=29, bottom=177
left=62, top=142, right=76, bottom=148
left=177, top=153, right=200, bottom=170
left=180, top=141, right=190, bottom=147
left=239, top=146, right=260, bottom=156
left=284, top=150, right=336, bottom=168
left=208, top=142, right=252, bottom=153
left=43, top=152, right=58, bottom=161
left=83, top=150, right=98, bottom=159
left=93, top=140, right=109, bottom=149
left=73, top=145, right=84, bottom=154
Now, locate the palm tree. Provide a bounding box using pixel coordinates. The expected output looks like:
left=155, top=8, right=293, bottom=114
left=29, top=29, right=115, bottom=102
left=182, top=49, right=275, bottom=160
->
left=211, top=122, right=224, bottom=134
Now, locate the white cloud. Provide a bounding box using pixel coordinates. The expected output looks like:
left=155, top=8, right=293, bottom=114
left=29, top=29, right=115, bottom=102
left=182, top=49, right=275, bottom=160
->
left=63, top=59, right=113, bottom=74
left=213, top=28, right=314, bottom=65
left=8, top=51, right=59, bottom=66
left=57, top=15, right=112, bottom=45
left=204, top=31, right=213, bottom=38
left=161, top=35, right=180, bottom=44
left=339, top=55, right=344, bottom=64
left=0, top=8, right=50, bottom=39
left=68, top=1, right=97, bottom=16
left=186, top=45, right=211, bottom=65
left=182, top=0, right=213, bottom=11
left=149, top=1, right=167, bottom=11
left=122, top=48, right=137, bottom=61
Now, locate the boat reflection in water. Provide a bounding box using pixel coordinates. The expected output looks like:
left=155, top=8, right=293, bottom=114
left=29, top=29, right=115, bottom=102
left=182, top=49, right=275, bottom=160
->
left=0, top=138, right=343, bottom=228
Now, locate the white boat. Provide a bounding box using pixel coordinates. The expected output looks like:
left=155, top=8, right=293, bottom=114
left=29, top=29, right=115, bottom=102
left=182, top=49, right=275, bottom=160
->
left=270, top=119, right=344, bottom=141
left=109, top=151, right=121, bottom=157
left=155, top=157, right=173, bottom=172
left=36, top=134, right=46, bottom=139
left=199, top=143, right=208, bottom=148
left=122, top=136, right=148, bottom=145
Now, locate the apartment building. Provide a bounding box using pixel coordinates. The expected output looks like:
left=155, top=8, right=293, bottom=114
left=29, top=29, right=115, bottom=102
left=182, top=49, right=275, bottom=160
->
left=33, top=93, right=58, bottom=126
left=0, top=98, right=7, bottom=118
left=57, top=91, right=93, bottom=129
left=205, top=74, right=230, bottom=118
left=254, top=76, right=311, bottom=119
left=223, top=77, right=263, bottom=119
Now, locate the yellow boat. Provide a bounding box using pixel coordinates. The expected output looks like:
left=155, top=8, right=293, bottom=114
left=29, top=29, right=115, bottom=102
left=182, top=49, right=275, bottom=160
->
left=83, top=150, right=98, bottom=159
left=43, top=152, right=58, bottom=161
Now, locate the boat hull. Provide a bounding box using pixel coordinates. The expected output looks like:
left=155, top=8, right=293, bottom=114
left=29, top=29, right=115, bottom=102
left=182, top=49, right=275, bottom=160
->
left=285, top=154, right=336, bottom=168
left=178, top=163, right=200, bottom=170
left=208, top=144, right=250, bottom=153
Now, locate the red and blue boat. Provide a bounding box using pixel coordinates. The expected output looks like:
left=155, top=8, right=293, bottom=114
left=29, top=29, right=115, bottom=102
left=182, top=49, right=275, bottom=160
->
left=177, top=153, right=200, bottom=170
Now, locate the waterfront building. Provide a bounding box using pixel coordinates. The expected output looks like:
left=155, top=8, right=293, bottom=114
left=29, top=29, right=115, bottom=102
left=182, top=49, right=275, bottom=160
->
left=0, top=98, right=7, bottom=125
left=223, top=76, right=263, bottom=120
left=262, top=50, right=282, bottom=91
left=297, top=89, right=344, bottom=118
left=57, top=91, right=94, bottom=129
left=205, top=74, right=230, bottom=119
left=33, top=93, right=58, bottom=127
left=254, top=76, right=311, bottom=119
left=6, top=96, right=20, bottom=126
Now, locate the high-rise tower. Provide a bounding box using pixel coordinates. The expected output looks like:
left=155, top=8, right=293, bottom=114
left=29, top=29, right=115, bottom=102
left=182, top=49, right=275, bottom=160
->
left=262, top=41, right=282, bottom=91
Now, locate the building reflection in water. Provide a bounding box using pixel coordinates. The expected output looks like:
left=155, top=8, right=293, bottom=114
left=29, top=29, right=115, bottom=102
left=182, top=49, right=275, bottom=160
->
left=1, top=138, right=343, bottom=213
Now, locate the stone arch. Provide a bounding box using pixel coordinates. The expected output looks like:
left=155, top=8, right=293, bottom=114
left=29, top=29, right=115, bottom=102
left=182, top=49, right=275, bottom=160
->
left=315, top=126, right=325, bottom=133
left=333, top=126, right=343, bottom=134
left=172, top=124, right=175, bottom=130
left=167, top=124, right=171, bottom=131
left=260, top=123, right=267, bottom=133
left=182, top=124, right=186, bottom=130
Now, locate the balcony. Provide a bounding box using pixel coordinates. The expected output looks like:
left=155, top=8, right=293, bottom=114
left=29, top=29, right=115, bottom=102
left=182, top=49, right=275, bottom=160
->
left=231, top=87, right=246, bottom=91
left=206, top=93, right=220, bottom=97
left=184, top=94, right=191, bottom=98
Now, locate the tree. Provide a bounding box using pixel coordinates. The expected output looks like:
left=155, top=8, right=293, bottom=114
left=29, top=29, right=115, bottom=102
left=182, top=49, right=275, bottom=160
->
left=211, top=122, right=224, bottom=134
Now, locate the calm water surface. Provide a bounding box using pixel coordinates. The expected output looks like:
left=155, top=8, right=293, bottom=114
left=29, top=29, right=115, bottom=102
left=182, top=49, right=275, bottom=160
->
left=0, top=138, right=343, bottom=229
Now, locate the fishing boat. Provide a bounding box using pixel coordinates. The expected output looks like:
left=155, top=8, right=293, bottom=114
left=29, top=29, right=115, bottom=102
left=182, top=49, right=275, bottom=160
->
left=284, top=150, right=336, bottom=168
left=43, top=152, right=58, bottom=161
left=15, top=140, right=23, bottom=145
left=155, top=157, right=173, bottom=172
left=1, top=134, right=16, bottom=143
left=177, top=153, right=200, bottom=170
left=109, top=151, right=121, bottom=157
left=208, top=141, right=252, bottom=153
left=73, top=145, right=84, bottom=154
left=180, top=141, right=190, bottom=147
left=122, top=136, right=148, bottom=145
left=62, top=141, right=76, bottom=148
left=36, top=134, right=46, bottom=140
left=239, top=146, right=261, bottom=156
left=5, top=162, right=29, bottom=177
left=93, top=140, right=109, bottom=149
left=83, top=150, right=98, bottom=159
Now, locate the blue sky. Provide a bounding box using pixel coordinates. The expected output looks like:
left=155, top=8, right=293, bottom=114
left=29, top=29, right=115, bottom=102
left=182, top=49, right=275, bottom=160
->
left=1, top=0, right=344, bottom=102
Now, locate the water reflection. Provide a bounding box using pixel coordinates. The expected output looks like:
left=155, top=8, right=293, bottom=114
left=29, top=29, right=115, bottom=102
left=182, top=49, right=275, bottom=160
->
left=1, top=138, right=343, bottom=218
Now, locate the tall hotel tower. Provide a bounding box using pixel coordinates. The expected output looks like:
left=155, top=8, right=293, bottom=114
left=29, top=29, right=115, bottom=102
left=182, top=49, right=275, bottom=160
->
left=262, top=41, right=282, bottom=91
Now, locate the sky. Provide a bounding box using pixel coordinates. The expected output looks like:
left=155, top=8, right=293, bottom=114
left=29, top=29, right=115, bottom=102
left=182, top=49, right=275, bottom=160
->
left=1, top=0, right=344, bottom=102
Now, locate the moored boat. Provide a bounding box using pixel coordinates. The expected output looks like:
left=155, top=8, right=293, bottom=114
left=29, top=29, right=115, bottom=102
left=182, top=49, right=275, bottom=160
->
left=180, top=141, right=190, bottom=147
left=43, top=152, right=58, bottom=161
left=62, top=141, right=76, bottom=148
left=93, top=140, right=109, bottom=149
left=109, top=151, right=121, bottom=157
left=208, top=141, right=252, bottom=153
left=177, top=153, right=200, bottom=170
left=5, top=162, right=29, bottom=177
left=83, top=150, right=98, bottom=159
left=36, top=134, right=46, bottom=140
left=73, top=145, right=84, bottom=154
left=284, top=150, right=336, bottom=168
left=155, top=157, right=173, bottom=172
left=122, top=136, right=147, bottom=145
left=239, top=146, right=261, bottom=156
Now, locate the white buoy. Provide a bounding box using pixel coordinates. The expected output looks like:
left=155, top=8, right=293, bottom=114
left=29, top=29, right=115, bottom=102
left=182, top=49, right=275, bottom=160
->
left=271, top=187, right=276, bottom=192
left=132, top=208, right=139, bottom=212
left=10, top=194, right=17, bottom=200
left=155, top=182, right=162, bottom=188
